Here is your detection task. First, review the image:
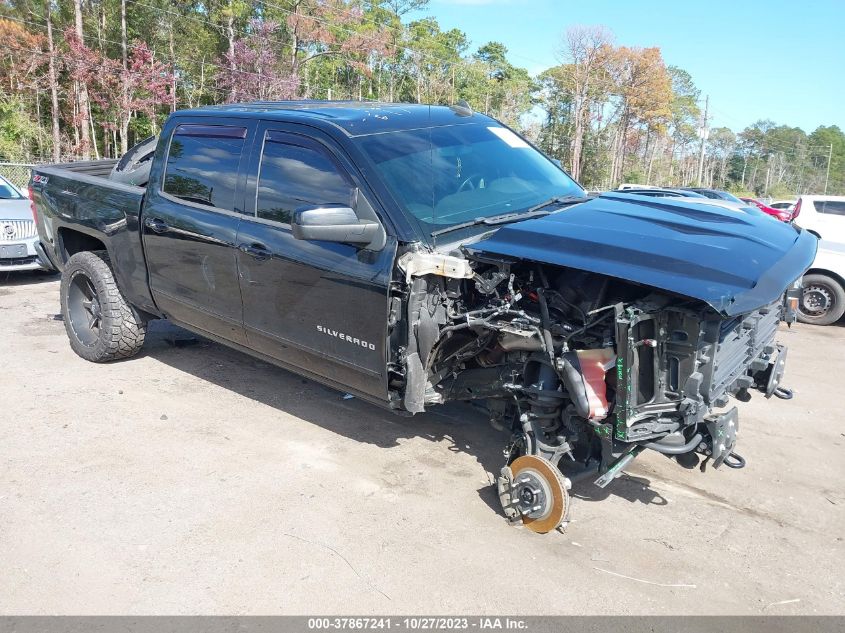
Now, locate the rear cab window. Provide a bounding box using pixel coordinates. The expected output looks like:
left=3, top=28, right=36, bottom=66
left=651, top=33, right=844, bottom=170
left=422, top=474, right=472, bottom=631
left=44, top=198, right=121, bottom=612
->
left=162, top=124, right=247, bottom=211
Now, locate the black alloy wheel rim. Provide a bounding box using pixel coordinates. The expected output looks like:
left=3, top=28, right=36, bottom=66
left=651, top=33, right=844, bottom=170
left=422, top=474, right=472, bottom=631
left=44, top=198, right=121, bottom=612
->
left=68, top=272, right=103, bottom=346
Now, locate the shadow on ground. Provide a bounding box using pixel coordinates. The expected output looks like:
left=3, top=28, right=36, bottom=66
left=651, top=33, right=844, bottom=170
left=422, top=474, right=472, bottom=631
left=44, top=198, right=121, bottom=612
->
left=571, top=473, right=668, bottom=505
left=141, top=319, right=669, bottom=511
left=0, top=270, right=58, bottom=288
left=142, top=320, right=504, bottom=469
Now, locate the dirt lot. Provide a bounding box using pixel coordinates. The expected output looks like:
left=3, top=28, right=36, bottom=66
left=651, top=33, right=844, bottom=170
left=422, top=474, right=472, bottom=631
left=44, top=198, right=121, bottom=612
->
left=1, top=271, right=843, bottom=615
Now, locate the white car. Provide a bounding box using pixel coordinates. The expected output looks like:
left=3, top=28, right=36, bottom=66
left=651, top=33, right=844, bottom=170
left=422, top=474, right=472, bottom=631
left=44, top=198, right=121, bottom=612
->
left=0, top=175, right=52, bottom=272
left=792, top=195, right=845, bottom=243
left=799, top=239, right=845, bottom=325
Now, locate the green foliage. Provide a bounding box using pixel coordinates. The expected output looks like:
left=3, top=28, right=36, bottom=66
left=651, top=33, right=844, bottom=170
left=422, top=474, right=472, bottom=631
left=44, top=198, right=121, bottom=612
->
left=622, top=167, right=645, bottom=184
left=727, top=185, right=755, bottom=198
left=808, top=125, right=845, bottom=193
left=767, top=182, right=794, bottom=199
left=0, top=96, right=42, bottom=161
left=0, top=1, right=840, bottom=197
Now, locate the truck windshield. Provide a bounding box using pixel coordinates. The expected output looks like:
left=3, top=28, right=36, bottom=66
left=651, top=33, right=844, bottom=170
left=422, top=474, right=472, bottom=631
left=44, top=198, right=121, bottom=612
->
left=355, top=122, right=584, bottom=237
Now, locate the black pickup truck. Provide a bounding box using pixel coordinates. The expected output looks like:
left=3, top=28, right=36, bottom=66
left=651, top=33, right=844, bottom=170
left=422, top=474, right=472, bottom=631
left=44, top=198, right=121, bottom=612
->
left=31, top=101, right=816, bottom=532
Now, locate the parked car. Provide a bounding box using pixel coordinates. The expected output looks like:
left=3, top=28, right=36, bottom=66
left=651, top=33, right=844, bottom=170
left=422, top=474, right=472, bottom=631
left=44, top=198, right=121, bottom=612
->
left=739, top=197, right=792, bottom=222
left=613, top=189, right=770, bottom=219
left=681, top=187, right=781, bottom=218
left=789, top=195, right=845, bottom=243
left=30, top=101, right=815, bottom=533
left=770, top=200, right=796, bottom=212
left=681, top=187, right=746, bottom=203
left=0, top=174, right=52, bottom=272
left=612, top=187, right=708, bottom=198
left=616, top=183, right=655, bottom=191
left=798, top=240, right=845, bottom=325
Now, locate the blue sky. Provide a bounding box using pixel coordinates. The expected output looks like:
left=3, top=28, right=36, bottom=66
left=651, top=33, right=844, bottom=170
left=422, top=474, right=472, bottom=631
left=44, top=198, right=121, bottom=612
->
left=413, top=0, right=844, bottom=133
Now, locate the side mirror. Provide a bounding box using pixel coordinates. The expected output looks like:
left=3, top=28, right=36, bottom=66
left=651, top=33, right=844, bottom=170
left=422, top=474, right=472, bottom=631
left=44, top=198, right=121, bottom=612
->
left=292, top=205, right=382, bottom=247
left=551, top=158, right=562, bottom=169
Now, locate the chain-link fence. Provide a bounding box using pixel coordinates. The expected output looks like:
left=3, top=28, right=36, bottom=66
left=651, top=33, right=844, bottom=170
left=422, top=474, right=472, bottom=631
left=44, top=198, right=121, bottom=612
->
left=0, top=163, right=37, bottom=190
left=0, top=157, right=88, bottom=190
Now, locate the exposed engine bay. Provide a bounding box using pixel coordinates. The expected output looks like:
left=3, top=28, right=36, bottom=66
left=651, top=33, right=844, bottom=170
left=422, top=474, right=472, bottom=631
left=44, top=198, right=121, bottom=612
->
left=390, top=250, right=800, bottom=533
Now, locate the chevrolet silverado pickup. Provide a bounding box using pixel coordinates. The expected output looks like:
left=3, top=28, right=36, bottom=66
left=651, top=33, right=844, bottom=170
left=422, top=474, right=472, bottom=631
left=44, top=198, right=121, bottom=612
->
left=31, top=101, right=816, bottom=532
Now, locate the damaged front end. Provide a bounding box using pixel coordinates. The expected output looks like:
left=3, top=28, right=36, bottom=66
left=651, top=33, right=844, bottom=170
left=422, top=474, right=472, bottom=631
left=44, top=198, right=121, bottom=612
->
left=389, top=244, right=807, bottom=533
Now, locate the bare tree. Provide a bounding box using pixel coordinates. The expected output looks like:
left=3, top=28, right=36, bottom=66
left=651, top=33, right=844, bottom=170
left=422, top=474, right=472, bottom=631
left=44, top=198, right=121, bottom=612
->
left=119, top=0, right=129, bottom=154
left=73, top=0, right=91, bottom=160
left=222, top=0, right=238, bottom=102
left=560, top=25, right=612, bottom=181
left=45, top=0, right=61, bottom=161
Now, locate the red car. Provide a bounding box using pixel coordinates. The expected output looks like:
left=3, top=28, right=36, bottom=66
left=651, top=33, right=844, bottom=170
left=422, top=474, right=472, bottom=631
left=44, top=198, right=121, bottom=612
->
left=740, top=197, right=792, bottom=222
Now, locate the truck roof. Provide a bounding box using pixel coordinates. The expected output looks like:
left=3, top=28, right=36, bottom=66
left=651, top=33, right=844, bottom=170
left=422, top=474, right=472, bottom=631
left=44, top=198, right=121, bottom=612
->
left=172, top=101, right=487, bottom=137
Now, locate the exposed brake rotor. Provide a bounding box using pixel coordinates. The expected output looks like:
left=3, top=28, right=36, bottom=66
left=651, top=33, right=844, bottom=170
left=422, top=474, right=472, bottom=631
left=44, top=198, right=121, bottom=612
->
left=497, top=455, right=570, bottom=533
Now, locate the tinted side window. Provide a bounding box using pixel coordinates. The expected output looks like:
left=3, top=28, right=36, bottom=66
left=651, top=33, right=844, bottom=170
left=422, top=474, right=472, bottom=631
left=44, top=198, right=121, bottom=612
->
left=163, top=124, right=247, bottom=211
left=815, top=200, right=845, bottom=216
left=256, top=134, right=354, bottom=225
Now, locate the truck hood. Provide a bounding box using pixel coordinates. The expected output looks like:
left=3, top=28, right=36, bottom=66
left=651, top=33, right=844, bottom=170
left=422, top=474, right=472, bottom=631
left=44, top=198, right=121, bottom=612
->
left=468, top=193, right=818, bottom=316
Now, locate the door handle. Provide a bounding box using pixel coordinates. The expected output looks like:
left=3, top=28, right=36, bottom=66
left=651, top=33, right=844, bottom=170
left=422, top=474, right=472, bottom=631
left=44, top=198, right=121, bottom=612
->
left=238, top=243, right=272, bottom=261
left=144, top=217, right=169, bottom=233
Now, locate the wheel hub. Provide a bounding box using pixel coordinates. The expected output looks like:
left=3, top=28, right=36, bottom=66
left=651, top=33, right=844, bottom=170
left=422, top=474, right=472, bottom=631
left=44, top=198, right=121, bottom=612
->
left=84, top=294, right=102, bottom=329
left=497, top=455, right=570, bottom=533
left=515, top=473, right=547, bottom=517
left=67, top=272, right=102, bottom=346
left=802, top=285, right=832, bottom=314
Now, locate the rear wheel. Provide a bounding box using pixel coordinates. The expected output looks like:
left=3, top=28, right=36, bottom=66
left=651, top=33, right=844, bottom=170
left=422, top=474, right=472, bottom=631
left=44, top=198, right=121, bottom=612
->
left=798, top=273, right=845, bottom=326
left=60, top=250, right=146, bottom=361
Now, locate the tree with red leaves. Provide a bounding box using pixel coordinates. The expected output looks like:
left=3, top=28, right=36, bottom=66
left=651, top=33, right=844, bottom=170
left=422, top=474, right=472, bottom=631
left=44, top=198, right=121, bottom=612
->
left=217, top=1, right=390, bottom=103
left=217, top=20, right=298, bottom=102
left=64, top=29, right=172, bottom=156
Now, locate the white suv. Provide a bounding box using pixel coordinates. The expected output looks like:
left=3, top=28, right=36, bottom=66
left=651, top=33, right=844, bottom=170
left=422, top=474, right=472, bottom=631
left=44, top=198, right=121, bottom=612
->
left=792, top=195, right=845, bottom=243
left=800, top=240, right=845, bottom=325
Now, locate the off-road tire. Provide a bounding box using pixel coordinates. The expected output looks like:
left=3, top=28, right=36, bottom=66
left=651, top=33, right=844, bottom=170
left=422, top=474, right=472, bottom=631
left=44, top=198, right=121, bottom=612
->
left=798, top=273, right=845, bottom=326
left=60, top=250, right=147, bottom=362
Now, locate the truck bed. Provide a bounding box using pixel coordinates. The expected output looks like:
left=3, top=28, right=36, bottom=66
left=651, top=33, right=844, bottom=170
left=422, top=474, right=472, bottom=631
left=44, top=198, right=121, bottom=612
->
left=31, top=159, right=155, bottom=314
left=44, top=158, right=123, bottom=179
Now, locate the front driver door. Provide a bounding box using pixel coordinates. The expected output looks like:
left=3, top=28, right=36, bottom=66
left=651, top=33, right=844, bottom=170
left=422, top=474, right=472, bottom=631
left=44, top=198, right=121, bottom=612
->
left=236, top=126, right=396, bottom=400
left=143, top=120, right=254, bottom=345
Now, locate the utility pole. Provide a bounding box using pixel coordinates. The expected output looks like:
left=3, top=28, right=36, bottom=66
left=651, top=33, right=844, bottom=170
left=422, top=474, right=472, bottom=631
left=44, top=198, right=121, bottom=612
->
left=824, top=143, right=833, bottom=194
left=696, top=95, right=709, bottom=187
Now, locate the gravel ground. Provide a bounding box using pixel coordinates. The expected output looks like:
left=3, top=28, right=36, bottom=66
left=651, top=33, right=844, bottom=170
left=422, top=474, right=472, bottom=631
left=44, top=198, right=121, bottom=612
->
left=1, top=271, right=843, bottom=615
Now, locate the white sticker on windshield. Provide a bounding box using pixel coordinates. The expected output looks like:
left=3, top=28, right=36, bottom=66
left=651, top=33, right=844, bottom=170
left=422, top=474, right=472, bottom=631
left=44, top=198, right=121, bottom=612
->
left=488, top=126, right=530, bottom=148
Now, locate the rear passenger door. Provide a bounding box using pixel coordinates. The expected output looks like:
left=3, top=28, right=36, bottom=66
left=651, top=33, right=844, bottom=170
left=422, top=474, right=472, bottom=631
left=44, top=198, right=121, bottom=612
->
left=236, top=124, right=397, bottom=401
left=813, top=199, right=845, bottom=241
left=142, top=119, right=255, bottom=345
